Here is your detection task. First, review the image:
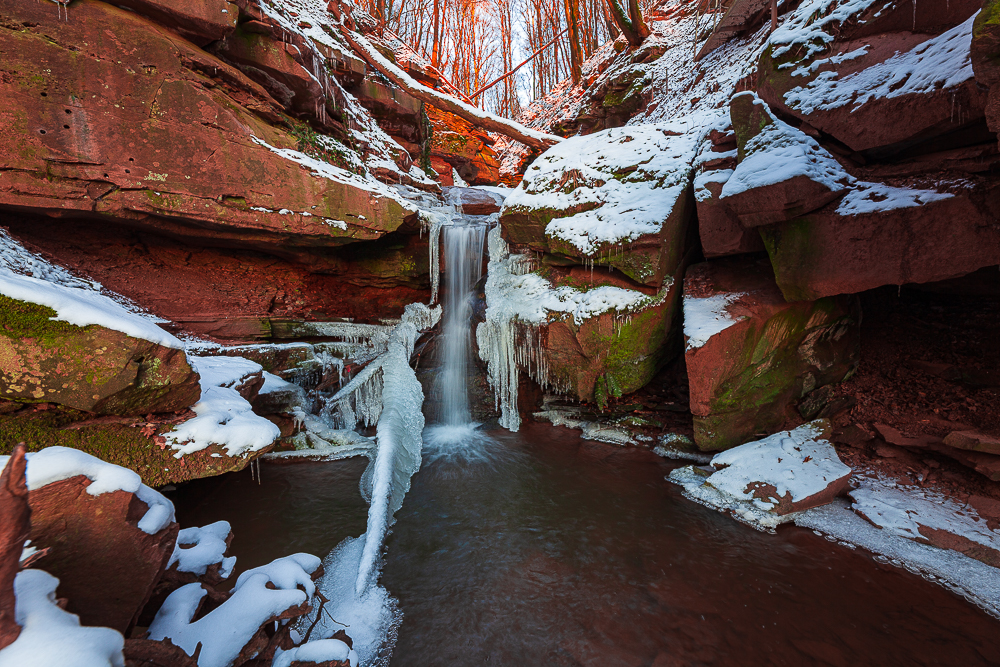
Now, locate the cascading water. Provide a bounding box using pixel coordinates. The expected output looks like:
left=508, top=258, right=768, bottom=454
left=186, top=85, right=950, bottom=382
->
left=438, top=223, right=487, bottom=427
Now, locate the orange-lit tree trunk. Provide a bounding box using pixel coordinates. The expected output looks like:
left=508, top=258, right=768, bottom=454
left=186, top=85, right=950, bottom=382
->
left=606, top=0, right=649, bottom=47
left=563, top=0, right=583, bottom=84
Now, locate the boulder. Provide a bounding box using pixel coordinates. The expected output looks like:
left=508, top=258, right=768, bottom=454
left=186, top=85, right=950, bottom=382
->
left=757, top=4, right=986, bottom=156
left=14, top=448, right=180, bottom=634
left=0, top=0, right=415, bottom=257
left=669, top=421, right=853, bottom=529
left=443, top=186, right=506, bottom=216
left=500, top=125, right=699, bottom=287
left=721, top=93, right=850, bottom=227
left=684, top=256, right=860, bottom=451
left=693, top=125, right=765, bottom=258
left=758, top=176, right=1000, bottom=301
left=0, top=295, right=200, bottom=415
left=539, top=268, right=683, bottom=406
left=944, top=429, right=1000, bottom=456
left=425, top=106, right=501, bottom=185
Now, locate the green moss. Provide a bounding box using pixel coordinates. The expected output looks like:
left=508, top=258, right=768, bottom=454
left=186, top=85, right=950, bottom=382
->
left=758, top=218, right=821, bottom=302
left=0, top=407, right=257, bottom=487
left=0, top=295, right=79, bottom=343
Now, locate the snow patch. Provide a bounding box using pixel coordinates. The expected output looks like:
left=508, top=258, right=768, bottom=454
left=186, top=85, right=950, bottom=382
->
left=0, top=570, right=125, bottom=667
left=164, top=356, right=280, bottom=458
left=169, top=521, right=236, bottom=579
left=683, top=292, right=745, bottom=351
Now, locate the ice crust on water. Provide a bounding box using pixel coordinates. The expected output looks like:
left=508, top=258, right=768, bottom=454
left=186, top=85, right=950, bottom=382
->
left=503, top=125, right=702, bottom=256
left=849, top=476, right=1000, bottom=554
left=164, top=355, right=281, bottom=458
left=0, top=447, right=174, bottom=535
left=784, top=13, right=978, bottom=115
left=682, top=292, right=745, bottom=351
left=149, top=554, right=320, bottom=667
left=0, top=230, right=181, bottom=349
left=796, top=500, right=1000, bottom=619
left=273, top=639, right=359, bottom=667
left=476, top=227, right=666, bottom=431
left=169, top=521, right=236, bottom=579
left=0, top=570, right=125, bottom=667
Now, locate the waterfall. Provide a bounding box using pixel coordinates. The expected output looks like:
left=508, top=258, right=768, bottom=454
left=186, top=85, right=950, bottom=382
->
left=438, top=223, right=488, bottom=427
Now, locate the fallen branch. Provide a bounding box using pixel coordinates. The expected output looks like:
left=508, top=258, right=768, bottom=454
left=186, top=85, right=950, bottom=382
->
left=327, top=0, right=562, bottom=151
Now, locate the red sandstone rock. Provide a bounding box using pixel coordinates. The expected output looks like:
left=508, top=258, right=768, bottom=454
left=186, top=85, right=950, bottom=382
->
left=0, top=0, right=414, bottom=259
left=0, top=295, right=201, bottom=416
left=684, top=256, right=861, bottom=451
left=758, top=177, right=1000, bottom=301
left=0, top=445, right=29, bottom=650
left=758, top=7, right=987, bottom=156
left=695, top=177, right=765, bottom=257
left=443, top=186, right=505, bottom=215
left=123, top=638, right=199, bottom=667
left=111, top=0, right=238, bottom=46
left=27, top=475, right=179, bottom=634
left=944, top=430, right=1000, bottom=456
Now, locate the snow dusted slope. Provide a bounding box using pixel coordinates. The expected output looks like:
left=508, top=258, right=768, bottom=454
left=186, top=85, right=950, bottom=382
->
left=0, top=230, right=181, bottom=349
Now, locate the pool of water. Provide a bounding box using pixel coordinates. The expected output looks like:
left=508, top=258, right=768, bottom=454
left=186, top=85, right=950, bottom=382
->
left=172, top=422, right=1000, bottom=666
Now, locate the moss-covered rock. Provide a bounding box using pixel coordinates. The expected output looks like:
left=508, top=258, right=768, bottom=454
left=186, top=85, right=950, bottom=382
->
left=684, top=256, right=860, bottom=451
left=0, top=404, right=266, bottom=487
left=0, top=295, right=199, bottom=415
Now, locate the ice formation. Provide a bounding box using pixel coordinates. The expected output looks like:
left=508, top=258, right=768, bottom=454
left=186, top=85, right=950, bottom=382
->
left=476, top=227, right=666, bottom=431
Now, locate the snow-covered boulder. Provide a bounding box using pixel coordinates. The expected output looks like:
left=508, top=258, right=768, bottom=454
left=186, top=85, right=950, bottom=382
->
left=683, top=256, right=860, bottom=451
left=0, top=447, right=178, bottom=634
left=149, top=554, right=322, bottom=667
left=272, top=639, right=359, bottom=667
left=0, top=264, right=199, bottom=416
left=757, top=0, right=985, bottom=154
left=477, top=227, right=683, bottom=427
left=669, top=421, right=852, bottom=529
left=722, top=92, right=851, bottom=227
left=500, top=124, right=700, bottom=287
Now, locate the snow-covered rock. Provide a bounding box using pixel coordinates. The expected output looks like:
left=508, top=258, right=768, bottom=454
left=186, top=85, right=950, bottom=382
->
left=0, top=448, right=179, bottom=633
left=0, top=570, right=125, bottom=667
left=669, top=420, right=852, bottom=530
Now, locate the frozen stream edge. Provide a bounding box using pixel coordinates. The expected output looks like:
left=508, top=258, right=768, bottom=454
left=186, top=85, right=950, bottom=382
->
left=670, top=469, right=1000, bottom=620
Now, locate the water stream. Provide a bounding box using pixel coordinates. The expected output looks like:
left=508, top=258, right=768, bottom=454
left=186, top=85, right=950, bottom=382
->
left=166, top=199, right=1000, bottom=665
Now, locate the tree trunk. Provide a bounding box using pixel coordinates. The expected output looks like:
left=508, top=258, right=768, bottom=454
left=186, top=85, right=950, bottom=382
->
left=564, top=0, right=583, bottom=84
left=770, top=0, right=777, bottom=33
left=431, top=0, right=441, bottom=68
left=605, top=0, right=645, bottom=47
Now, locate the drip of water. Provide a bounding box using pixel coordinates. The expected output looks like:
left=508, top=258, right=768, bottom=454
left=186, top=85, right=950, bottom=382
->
left=437, top=222, right=487, bottom=427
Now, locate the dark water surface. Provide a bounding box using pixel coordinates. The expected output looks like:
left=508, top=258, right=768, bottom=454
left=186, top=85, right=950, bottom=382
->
left=172, top=422, right=1000, bottom=667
